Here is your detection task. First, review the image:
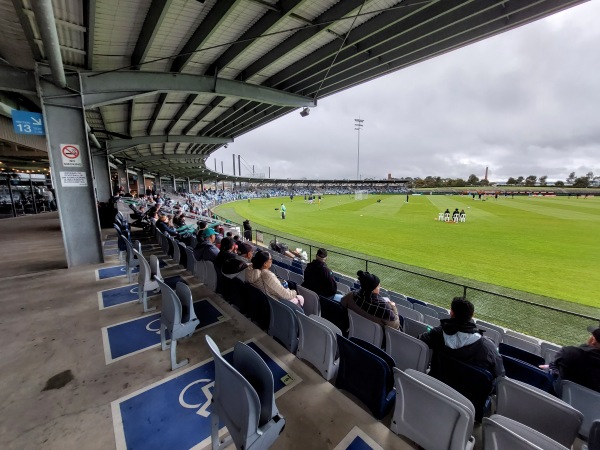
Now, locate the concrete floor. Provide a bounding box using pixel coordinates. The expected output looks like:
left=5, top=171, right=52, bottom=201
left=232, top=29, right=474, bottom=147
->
left=0, top=213, right=417, bottom=450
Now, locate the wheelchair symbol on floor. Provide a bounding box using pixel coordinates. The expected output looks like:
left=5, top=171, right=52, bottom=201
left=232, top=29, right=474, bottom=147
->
left=145, top=319, right=161, bottom=335
left=179, top=379, right=214, bottom=417
left=129, top=286, right=139, bottom=294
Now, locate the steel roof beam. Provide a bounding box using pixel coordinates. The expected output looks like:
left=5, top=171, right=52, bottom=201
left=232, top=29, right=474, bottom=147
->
left=80, top=71, right=316, bottom=108
left=0, top=66, right=37, bottom=95
left=107, top=135, right=233, bottom=155
left=10, top=0, right=42, bottom=61
left=181, top=96, right=226, bottom=135
left=131, top=0, right=174, bottom=69
left=133, top=154, right=207, bottom=164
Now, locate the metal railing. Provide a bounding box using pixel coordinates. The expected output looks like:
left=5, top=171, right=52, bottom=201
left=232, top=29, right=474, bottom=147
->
left=213, top=215, right=599, bottom=346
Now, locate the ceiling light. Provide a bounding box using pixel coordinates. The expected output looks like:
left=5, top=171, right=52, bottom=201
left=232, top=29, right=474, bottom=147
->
left=300, top=107, right=310, bottom=117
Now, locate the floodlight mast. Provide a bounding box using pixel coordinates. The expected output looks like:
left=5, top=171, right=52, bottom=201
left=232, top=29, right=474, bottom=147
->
left=354, top=118, right=364, bottom=180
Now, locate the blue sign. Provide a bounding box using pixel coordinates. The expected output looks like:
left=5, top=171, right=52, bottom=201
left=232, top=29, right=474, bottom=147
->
left=11, top=110, right=45, bottom=135
left=112, top=340, right=301, bottom=450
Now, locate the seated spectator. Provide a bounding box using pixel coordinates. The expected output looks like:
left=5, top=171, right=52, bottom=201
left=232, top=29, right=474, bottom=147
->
left=222, top=257, right=249, bottom=282
left=341, top=271, right=400, bottom=330
left=243, top=219, right=252, bottom=240
left=549, top=325, right=600, bottom=394
left=302, top=248, right=337, bottom=299
left=214, top=237, right=237, bottom=271
left=419, top=297, right=504, bottom=377
left=193, top=228, right=219, bottom=262
left=236, top=241, right=254, bottom=262
left=246, top=250, right=304, bottom=307
left=156, top=215, right=179, bottom=237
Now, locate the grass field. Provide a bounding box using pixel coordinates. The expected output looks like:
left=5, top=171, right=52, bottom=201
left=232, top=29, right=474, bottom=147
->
left=215, top=194, right=600, bottom=344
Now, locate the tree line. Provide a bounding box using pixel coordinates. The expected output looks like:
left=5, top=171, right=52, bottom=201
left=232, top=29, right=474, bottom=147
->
left=404, top=172, right=597, bottom=188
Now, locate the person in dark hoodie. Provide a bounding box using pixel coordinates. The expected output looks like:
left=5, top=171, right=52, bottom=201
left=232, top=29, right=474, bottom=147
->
left=419, top=296, right=504, bottom=377
left=549, top=325, right=600, bottom=394
left=302, top=248, right=337, bottom=299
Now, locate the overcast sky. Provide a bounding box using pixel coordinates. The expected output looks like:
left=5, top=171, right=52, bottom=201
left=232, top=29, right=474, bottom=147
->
left=212, top=1, right=600, bottom=182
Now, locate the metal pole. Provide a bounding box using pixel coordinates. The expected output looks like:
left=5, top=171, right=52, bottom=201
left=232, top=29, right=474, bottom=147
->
left=354, top=118, right=364, bottom=180
left=29, top=178, right=38, bottom=214
left=221, top=161, right=224, bottom=173
left=7, top=177, right=17, bottom=217
left=214, top=158, right=217, bottom=171
left=232, top=154, right=236, bottom=176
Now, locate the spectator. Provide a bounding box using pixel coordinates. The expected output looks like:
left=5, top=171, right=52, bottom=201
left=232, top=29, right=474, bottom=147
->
left=419, top=297, right=504, bottom=377
left=341, top=270, right=400, bottom=330
left=237, top=241, right=254, bottom=262
left=156, top=215, right=178, bottom=237
left=243, top=219, right=253, bottom=240
left=549, top=325, right=600, bottom=394
left=193, top=228, right=219, bottom=262
left=246, top=250, right=304, bottom=307
left=215, top=237, right=237, bottom=271
left=302, top=248, right=337, bottom=299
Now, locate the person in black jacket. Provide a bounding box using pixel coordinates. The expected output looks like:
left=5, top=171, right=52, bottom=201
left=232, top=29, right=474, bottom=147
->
left=301, top=248, right=337, bottom=299
left=419, top=297, right=504, bottom=377
left=243, top=219, right=252, bottom=240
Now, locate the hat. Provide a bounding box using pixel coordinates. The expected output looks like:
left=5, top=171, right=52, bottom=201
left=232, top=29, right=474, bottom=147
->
left=237, top=242, right=253, bottom=255
left=587, top=325, right=600, bottom=341
left=201, top=228, right=218, bottom=238
left=357, top=270, right=380, bottom=293
left=316, top=248, right=328, bottom=259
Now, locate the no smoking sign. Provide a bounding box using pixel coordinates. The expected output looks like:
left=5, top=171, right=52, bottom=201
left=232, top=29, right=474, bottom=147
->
left=60, top=144, right=83, bottom=167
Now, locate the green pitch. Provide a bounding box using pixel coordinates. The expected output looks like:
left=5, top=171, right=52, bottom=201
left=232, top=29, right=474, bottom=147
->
left=215, top=194, right=599, bottom=309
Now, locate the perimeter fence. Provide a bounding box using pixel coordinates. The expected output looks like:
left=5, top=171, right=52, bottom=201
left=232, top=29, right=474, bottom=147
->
left=212, top=213, right=599, bottom=346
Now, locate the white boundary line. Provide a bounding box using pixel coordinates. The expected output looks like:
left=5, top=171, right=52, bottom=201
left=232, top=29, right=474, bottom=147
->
left=111, top=338, right=302, bottom=450
left=101, top=298, right=229, bottom=364
left=333, top=426, right=385, bottom=450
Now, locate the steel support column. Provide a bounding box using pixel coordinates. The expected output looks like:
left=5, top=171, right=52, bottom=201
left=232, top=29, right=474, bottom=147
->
left=116, top=164, right=128, bottom=193
left=36, top=67, right=103, bottom=267
left=136, top=169, right=145, bottom=196
left=92, top=153, right=112, bottom=202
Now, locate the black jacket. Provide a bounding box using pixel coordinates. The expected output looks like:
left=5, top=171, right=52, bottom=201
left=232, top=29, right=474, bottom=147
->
left=551, top=345, right=600, bottom=393
left=419, top=318, right=505, bottom=377
left=302, top=260, right=337, bottom=298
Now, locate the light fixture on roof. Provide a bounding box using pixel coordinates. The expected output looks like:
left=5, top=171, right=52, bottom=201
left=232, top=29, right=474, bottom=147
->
left=224, top=144, right=228, bottom=148
left=300, top=107, right=310, bottom=117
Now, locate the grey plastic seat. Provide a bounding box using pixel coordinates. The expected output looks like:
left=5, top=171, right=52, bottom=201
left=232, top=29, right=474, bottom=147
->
left=392, top=368, right=475, bottom=450
left=541, top=342, right=561, bottom=364
left=403, top=317, right=431, bottom=338
left=561, top=380, right=600, bottom=439
left=336, top=283, right=351, bottom=295
left=193, top=257, right=206, bottom=282
left=123, top=239, right=142, bottom=282
left=413, top=303, right=439, bottom=318
left=475, top=320, right=505, bottom=340
left=272, top=265, right=290, bottom=281
left=506, top=329, right=540, bottom=345
left=203, top=260, right=218, bottom=292
left=296, top=285, right=321, bottom=316
left=502, top=334, right=542, bottom=356
left=267, top=296, right=300, bottom=353
left=288, top=271, right=303, bottom=287
left=296, top=313, right=340, bottom=380
left=385, top=327, right=429, bottom=372
left=205, top=335, right=286, bottom=450
left=172, top=238, right=181, bottom=265
left=392, top=297, right=414, bottom=310
left=158, top=231, right=170, bottom=256
left=426, top=303, right=451, bottom=316
left=133, top=249, right=159, bottom=312
left=156, top=280, right=199, bottom=370
left=589, top=420, right=600, bottom=450
left=483, top=415, right=568, bottom=450
left=476, top=324, right=502, bottom=348
left=396, top=304, right=425, bottom=322
left=423, top=315, right=441, bottom=327
left=348, top=309, right=384, bottom=348
left=184, top=246, right=195, bottom=273
left=496, top=377, right=583, bottom=447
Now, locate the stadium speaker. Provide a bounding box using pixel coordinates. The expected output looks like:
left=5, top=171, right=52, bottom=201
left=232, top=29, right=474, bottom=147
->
left=300, top=107, right=310, bottom=117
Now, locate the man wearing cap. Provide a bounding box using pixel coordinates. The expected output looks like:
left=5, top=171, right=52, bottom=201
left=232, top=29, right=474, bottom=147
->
left=341, top=270, right=400, bottom=330
left=302, top=248, right=337, bottom=299
left=193, top=227, right=219, bottom=262
left=550, top=326, right=600, bottom=393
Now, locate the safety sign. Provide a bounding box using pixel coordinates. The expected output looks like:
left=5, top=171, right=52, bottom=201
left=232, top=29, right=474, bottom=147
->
left=61, top=144, right=83, bottom=167
left=60, top=171, right=87, bottom=187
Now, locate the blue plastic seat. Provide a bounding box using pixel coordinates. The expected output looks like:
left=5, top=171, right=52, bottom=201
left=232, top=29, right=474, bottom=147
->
left=267, top=296, right=301, bottom=353
left=335, top=335, right=396, bottom=419
left=501, top=355, right=555, bottom=395
left=499, top=343, right=545, bottom=367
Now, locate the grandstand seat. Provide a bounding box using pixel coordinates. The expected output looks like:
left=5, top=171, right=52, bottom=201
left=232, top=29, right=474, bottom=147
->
left=156, top=280, right=199, bottom=370
left=499, top=343, right=545, bottom=367
left=296, top=285, right=320, bottom=316
left=475, top=324, right=502, bottom=348
left=177, top=241, right=187, bottom=268
left=184, top=246, right=195, bottom=273
left=590, top=421, right=600, bottom=450
left=483, top=415, right=568, bottom=450
left=272, top=265, right=290, bottom=281
left=348, top=309, right=384, bottom=348
left=402, top=317, right=431, bottom=339
left=430, top=353, right=494, bottom=422
left=413, top=303, right=439, bottom=318
left=123, top=238, right=141, bottom=283
left=165, top=234, right=175, bottom=258
left=391, top=296, right=413, bottom=310
left=392, top=368, right=475, bottom=450
left=423, top=315, right=441, bottom=328
left=267, top=296, right=301, bottom=353
left=502, top=335, right=542, bottom=355
left=505, top=329, right=540, bottom=345
left=226, top=277, right=248, bottom=315
left=172, top=238, right=181, bottom=265
left=474, top=320, right=505, bottom=341
left=385, top=327, right=429, bottom=372
left=335, top=336, right=396, bottom=419
left=396, top=304, right=425, bottom=323
left=245, top=284, right=270, bottom=331
left=407, top=297, right=427, bottom=307
left=501, top=355, right=554, bottom=394
left=295, top=313, right=340, bottom=381
left=133, top=249, right=159, bottom=312
left=319, top=295, right=349, bottom=336
left=541, top=342, right=561, bottom=364
left=203, top=260, right=218, bottom=292
left=425, top=303, right=451, bottom=316
left=336, top=283, right=351, bottom=295
left=205, top=336, right=286, bottom=450
left=561, top=380, right=600, bottom=440
left=495, top=377, right=583, bottom=448
left=288, top=271, right=304, bottom=287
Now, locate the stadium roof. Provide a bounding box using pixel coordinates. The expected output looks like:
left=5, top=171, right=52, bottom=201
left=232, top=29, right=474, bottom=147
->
left=0, top=0, right=587, bottom=180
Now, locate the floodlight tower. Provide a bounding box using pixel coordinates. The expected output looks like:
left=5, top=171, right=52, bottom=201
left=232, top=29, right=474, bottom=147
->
left=354, top=117, right=364, bottom=180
